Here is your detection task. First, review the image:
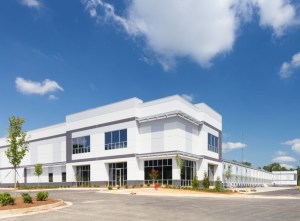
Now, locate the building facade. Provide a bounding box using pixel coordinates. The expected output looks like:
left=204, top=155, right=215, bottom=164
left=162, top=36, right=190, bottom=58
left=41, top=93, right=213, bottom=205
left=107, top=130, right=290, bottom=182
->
left=0, top=95, right=223, bottom=186
left=272, top=171, right=297, bottom=186
left=223, top=160, right=274, bottom=187
left=0, top=95, right=297, bottom=187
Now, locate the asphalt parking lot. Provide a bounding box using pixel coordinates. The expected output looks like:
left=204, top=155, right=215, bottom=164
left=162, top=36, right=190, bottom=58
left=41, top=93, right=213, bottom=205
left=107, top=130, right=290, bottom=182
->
left=2, top=188, right=300, bottom=221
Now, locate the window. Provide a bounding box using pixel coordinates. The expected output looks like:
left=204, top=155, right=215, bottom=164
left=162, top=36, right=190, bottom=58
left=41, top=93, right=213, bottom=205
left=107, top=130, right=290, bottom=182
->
left=72, top=136, right=90, bottom=154
left=105, top=129, right=127, bottom=150
left=49, top=173, right=53, bottom=183
left=62, top=172, right=66, bottom=182
left=144, top=159, right=172, bottom=185
left=76, top=165, right=90, bottom=186
left=208, top=133, right=219, bottom=153
left=181, top=160, right=196, bottom=186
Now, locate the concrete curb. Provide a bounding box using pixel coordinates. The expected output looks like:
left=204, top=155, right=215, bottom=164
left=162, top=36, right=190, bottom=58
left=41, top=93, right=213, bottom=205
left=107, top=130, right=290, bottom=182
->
left=0, top=200, right=72, bottom=219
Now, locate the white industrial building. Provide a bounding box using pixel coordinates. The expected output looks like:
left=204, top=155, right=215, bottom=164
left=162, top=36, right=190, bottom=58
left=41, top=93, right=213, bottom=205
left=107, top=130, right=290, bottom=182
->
left=0, top=95, right=297, bottom=187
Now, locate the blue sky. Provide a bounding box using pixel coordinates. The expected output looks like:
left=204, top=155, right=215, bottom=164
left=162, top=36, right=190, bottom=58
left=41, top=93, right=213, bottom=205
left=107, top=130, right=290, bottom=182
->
left=0, top=0, right=300, bottom=168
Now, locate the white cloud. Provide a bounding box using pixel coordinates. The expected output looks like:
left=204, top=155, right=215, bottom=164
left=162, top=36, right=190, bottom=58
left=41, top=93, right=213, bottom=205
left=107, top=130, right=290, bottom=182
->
left=276, top=150, right=286, bottom=156
left=82, top=0, right=299, bottom=70
left=21, top=0, right=41, bottom=9
left=15, top=77, right=64, bottom=96
left=253, top=0, right=297, bottom=36
left=283, top=138, right=300, bottom=154
left=48, top=94, right=58, bottom=101
left=181, top=94, right=194, bottom=103
left=272, top=155, right=296, bottom=162
left=223, top=142, right=247, bottom=153
left=280, top=163, right=294, bottom=169
left=279, top=52, right=300, bottom=78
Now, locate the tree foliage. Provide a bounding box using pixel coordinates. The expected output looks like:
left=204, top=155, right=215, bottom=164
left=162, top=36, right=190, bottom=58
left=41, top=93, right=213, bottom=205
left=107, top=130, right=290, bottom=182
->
left=225, top=165, right=232, bottom=183
left=203, top=171, right=210, bottom=189
left=263, top=162, right=290, bottom=172
left=149, top=169, right=159, bottom=183
left=34, top=163, right=43, bottom=186
left=242, top=161, right=252, bottom=167
left=5, top=116, right=29, bottom=189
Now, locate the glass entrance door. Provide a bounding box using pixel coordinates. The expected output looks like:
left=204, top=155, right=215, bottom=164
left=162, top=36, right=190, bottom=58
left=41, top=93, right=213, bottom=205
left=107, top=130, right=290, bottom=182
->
left=116, top=168, right=122, bottom=186
left=109, top=162, right=127, bottom=186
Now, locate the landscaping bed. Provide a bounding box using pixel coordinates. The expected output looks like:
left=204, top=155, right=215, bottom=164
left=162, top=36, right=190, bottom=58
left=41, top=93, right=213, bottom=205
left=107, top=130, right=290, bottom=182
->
left=0, top=197, right=59, bottom=211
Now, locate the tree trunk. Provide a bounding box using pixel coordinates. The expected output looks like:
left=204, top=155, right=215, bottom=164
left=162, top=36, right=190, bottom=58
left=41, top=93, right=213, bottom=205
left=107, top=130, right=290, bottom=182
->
left=14, top=167, right=17, bottom=197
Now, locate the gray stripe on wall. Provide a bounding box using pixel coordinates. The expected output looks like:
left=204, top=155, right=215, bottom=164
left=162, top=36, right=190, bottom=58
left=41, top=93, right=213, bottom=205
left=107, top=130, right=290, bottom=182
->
left=0, top=161, right=66, bottom=171
left=68, top=154, right=136, bottom=164
left=0, top=133, right=66, bottom=149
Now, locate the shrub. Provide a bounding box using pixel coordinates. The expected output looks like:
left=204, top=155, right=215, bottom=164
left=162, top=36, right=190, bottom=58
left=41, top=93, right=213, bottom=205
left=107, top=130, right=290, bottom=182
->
left=192, top=175, right=199, bottom=189
left=215, top=177, right=222, bottom=192
left=147, top=183, right=150, bottom=187
left=203, top=171, right=210, bottom=189
left=36, top=192, right=49, bottom=201
left=139, top=183, right=143, bottom=187
left=108, top=186, right=113, bottom=190
left=21, top=193, right=32, bottom=203
left=125, top=185, right=128, bottom=189
left=132, top=185, right=136, bottom=188
left=0, top=192, right=15, bottom=206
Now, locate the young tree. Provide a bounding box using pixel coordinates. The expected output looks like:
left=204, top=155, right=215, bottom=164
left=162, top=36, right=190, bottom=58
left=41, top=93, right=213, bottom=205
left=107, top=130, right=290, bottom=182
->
left=203, top=171, right=210, bottom=189
left=176, top=154, right=183, bottom=186
left=225, top=165, right=232, bottom=186
left=34, top=163, right=43, bottom=186
left=149, top=169, right=159, bottom=184
left=5, top=116, right=29, bottom=190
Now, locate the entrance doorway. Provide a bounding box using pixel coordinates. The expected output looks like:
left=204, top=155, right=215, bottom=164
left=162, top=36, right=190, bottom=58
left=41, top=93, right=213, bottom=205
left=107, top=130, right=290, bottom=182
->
left=109, top=162, right=127, bottom=186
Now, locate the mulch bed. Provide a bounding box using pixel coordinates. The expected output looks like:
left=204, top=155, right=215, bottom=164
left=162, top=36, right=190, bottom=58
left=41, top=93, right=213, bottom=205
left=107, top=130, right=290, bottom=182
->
left=0, top=198, right=59, bottom=211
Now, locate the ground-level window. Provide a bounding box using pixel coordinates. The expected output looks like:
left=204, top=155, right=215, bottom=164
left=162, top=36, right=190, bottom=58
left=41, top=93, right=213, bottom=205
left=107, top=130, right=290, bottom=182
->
left=49, top=173, right=53, bottom=183
left=109, top=162, right=127, bottom=186
left=144, top=159, right=172, bottom=185
left=72, top=136, right=90, bottom=154
left=62, top=172, right=66, bottom=182
left=181, top=160, right=196, bottom=186
left=76, top=165, right=90, bottom=186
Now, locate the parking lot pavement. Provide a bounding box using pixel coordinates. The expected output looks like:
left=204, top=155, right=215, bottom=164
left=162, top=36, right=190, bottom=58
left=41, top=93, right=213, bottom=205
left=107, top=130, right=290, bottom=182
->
left=252, top=188, right=300, bottom=197
left=2, top=189, right=300, bottom=221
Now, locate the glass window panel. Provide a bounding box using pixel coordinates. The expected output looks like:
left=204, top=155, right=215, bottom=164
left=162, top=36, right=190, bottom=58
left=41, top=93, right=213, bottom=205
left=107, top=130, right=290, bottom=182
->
left=112, top=131, right=119, bottom=143
left=145, top=161, right=148, bottom=167
left=105, top=132, right=111, bottom=144
left=120, top=129, right=127, bottom=142
left=158, top=160, right=162, bottom=166
left=163, top=159, right=167, bottom=165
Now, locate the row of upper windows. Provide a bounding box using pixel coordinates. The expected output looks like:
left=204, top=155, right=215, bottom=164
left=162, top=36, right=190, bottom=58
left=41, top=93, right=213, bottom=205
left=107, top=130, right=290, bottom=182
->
left=72, top=129, right=128, bottom=154
left=72, top=130, right=220, bottom=154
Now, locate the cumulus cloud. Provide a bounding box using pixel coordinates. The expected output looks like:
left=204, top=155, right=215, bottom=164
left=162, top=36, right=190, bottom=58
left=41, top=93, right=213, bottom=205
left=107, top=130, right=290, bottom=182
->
left=48, top=94, right=59, bottom=101
left=276, top=150, right=286, bottom=156
left=181, top=94, right=194, bottom=103
left=283, top=138, right=300, bottom=154
left=254, top=0, right=297, bottom=36
left=82, top=0, right=299, bottom=70
left=223, top=142, right=247, bottom=153
left=279, top=52, right=300, bottom=78
left=21, top=0, right=41, bottom=9
left=15, top=77, right=64, bottom=96
left=272, top=155, right=296, bottom=162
